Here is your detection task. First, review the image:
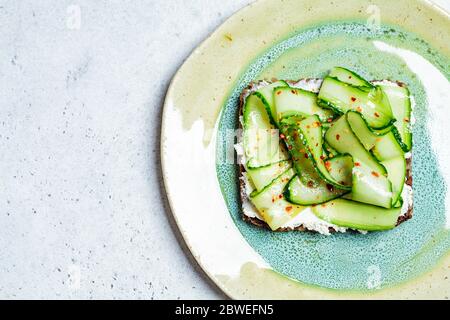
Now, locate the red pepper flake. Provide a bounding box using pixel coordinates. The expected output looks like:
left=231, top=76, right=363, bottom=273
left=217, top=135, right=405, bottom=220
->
left=336, top=134, right=340, bottom=141
left=374, top=112, right=380, bottom=118
left=321, top=203, right=327, bottom=208
left=304, top=153, right=309, bottom=159
left=315, top=143, right=319, bottom=147
left=326, top=184, right=334, bottom=192
left=327, top=118, right=333, bottom=123
left=291, top=89, right=297, bottom=95
left=320, top=155, right=325, bottom=160
left=371, top=171, right=380, bottom=177
left=306, top=125, right=311, bottom=129
left=354, top=162, right=361, bottom=167
left=356, top=106, right=363, bottom=113
left=312, top=121, right=321, bottom=128
left=325, top=161, right=331, bottom=170
left=351, top=97, right=357, bottom=102
left=307, top=181, right=314, bottom=188
left=348, top=76, right=352, bottom=79
left=276, top=91, right=282, bottom=95
left=280, top=133, right=286, bottom=139
left=285, top=206, right=293, bottom=212
left=278, top=194, right=283, bottom=199
left=404, top=117, right=410, bottom=123
left=288, top=145, right=293, bottom=150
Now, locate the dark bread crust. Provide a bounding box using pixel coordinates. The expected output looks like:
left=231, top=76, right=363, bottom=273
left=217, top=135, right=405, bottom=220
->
left=238, top=79, right=413, bottom=233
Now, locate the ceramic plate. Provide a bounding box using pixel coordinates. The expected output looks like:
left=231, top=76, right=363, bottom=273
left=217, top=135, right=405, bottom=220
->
left=161, top=0, right=450, bottom=299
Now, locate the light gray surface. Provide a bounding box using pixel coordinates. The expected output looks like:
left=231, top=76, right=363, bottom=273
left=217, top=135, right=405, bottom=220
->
left=0, top=0, right=448, bottom=299
left=0, top=0, right=253, bottom=300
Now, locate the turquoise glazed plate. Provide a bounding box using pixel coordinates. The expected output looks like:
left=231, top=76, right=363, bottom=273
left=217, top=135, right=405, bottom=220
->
left=161, top=0, right=450, bottom=299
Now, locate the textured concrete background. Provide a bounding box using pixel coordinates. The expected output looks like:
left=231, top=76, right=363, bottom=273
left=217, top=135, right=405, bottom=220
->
left=0, top=0, right=448, bottom=299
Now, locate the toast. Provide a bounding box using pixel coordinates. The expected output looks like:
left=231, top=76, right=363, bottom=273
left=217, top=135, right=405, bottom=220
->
left=237, top=79, right=413, bottom=234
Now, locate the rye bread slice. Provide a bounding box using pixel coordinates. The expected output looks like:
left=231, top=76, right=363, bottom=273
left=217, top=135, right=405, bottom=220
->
left=238, top=79, right=413, bottom=233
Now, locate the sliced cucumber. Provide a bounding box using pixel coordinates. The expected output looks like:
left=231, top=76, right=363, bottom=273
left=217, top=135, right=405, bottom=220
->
left=318, top=77, right=394, bottom=129
left=243, top=93, right=288, bottom=168
left=347, top=111, right=379, bottom=150
left=325, top=114, right=393, bottom=208
left=326, top=154, right=353, bottom=187
left=371, top=132, right=405, bottom=206
left=374, top=125, right=394, bottom=135
left=351, top=160, right=393, bottom=209
left=347, top=112, right=405, bottom=206
left=286, top=175, right=348, bottom=205
left=323, top=141, right=339, bottom=157
left=393, top=197, right=403, bottom=208
left=372, top=131, right=404, bottom=161
left=254, top=80, right=288, bottom=125
left=381, top=156, right=406, bottom=205
left=325, top=115, right=387, bottom=175
left=247, top=160, right=292, bottom=191
left=250, top=168, right=305, bottom=230
left=378, top=82, right=412, bottom=151
left=297, top=115, right=351, bottom=190
left=347, top=110, right=395, bottom=144
left=312, top=198, right=401, bottom=231
left=328, top=67, right=373, bottom=88
left=274, top=86, right=334, bottom=122
left=280, top=117, right=318, bottom=186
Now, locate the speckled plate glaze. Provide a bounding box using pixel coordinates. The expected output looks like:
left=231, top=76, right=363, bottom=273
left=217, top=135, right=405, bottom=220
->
left=161, top=0, right=450, bottom=299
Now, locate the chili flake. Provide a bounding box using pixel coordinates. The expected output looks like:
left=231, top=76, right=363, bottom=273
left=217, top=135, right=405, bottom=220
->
left=336, top=134, right=340, bottom=141
left=351, top=97, right=356, bottom=102
left=225, top=33, right=233, bottom=41
left=371, top=171, right=380, bottom=177
left=374, top=112, right=380, bottom=118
